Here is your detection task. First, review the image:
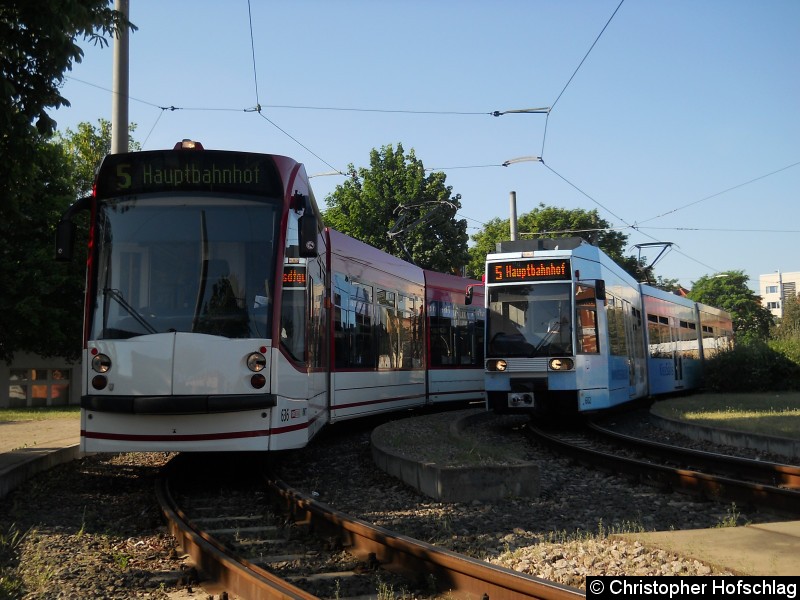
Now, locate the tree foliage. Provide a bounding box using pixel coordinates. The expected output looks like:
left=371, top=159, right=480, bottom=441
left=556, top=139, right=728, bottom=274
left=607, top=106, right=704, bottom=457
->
left=0, top=120, right=139, bottom=363
left=467, top=204, right=643, bottom=279
left=0, top=137, right=85, bottom=362
left=323, top=143, right=470, bottom=274
left=0, top=2, right=135, bottom=362
left=0, top=1, right=134, bottom=214
left=688, top=270, right=774, bottom=341
left=774, top=294, right=800, bottom=340
left=651, top=275, right=682, bottom=293
left=55, top=118, right=140, bottom=197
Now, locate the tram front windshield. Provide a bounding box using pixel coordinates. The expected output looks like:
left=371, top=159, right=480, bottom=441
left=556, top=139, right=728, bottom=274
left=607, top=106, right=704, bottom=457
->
left=90, top=196, right=280, bottom=340
left=487, top=282, right=573, bottom=357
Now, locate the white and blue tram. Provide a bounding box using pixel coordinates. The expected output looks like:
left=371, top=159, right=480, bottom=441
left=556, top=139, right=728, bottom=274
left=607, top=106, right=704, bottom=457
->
left=481, top=238, right=733, bottom=416
left=55, top=141, right=484, bottom=452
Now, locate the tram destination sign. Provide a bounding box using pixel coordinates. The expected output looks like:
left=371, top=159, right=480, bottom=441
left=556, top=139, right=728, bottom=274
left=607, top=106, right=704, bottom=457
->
left=282, top=265, right=307, bottom=289
left=94, top=150, right=283, bottom=198
left=488, top=259, right=572, bottom=283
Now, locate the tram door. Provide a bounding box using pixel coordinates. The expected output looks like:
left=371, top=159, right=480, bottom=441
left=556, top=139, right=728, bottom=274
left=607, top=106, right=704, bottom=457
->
left=670, top=317, right=684, bottom=388
left=622, top=300, right=647, bottom=398
left=624, top=300, right=647, bottom=398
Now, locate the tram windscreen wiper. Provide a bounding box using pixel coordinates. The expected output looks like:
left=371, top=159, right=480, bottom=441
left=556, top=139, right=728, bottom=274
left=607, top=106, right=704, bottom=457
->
left=103, top=288, right=158, bottom=335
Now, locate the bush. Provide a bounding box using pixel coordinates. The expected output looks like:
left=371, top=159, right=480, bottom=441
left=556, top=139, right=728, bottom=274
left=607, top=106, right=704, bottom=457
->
left=769, top=338, right=800, bottom=365
left=703, top=340, right=800, bottom=392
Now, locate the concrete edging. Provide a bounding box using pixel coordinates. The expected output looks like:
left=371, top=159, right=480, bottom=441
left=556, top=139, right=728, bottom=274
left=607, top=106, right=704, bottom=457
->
left=0, top=445, right=81, bottom=499
left=371, top=410, right=540, bottom=503
left=650, top=413, right=800, bottom=461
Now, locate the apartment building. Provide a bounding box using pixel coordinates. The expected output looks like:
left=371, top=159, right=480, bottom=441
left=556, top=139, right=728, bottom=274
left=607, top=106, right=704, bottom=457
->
left=759, top=271, right=800, bottom=319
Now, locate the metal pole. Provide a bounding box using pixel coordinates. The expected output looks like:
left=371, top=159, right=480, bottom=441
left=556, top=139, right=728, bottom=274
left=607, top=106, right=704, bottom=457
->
left=111, top=0, right=130, bottom=154
left=509, top=191, right=518, bottom=241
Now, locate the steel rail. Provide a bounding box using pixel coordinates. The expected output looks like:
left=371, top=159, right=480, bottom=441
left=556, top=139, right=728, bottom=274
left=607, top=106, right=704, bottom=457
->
left=265, top=476, right=585, bottom=600
left=156, top=468, right=319, bottom=600
left=156, top=477, right=317, bottom=600
left=587, top=421, right=800, bottom=489
left=528, top=424, right=800, bottom=516
left=156, top=452, right=586, bottom=600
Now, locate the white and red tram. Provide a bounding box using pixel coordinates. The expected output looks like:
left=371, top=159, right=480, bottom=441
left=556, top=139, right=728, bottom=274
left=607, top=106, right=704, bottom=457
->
left=56, top=141, right=483, bottom=452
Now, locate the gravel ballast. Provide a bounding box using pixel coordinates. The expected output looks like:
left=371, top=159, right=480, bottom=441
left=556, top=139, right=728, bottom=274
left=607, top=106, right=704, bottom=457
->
left=0, top=407, right=792, bottom=598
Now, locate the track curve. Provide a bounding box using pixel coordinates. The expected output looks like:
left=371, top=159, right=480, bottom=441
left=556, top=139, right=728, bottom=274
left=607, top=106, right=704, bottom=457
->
left=527, top=422, right=800, bottom=516
left=157, top=454, right=585, bottom=600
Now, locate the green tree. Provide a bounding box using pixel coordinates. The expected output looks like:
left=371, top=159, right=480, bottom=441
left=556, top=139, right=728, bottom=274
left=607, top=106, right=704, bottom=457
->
left=467, top=204, right=643, bottom=279
left=56, top=118, right=140, bottom=197
left=774, top=294, right=800, bottom=340
left=688, top=271, right=774, bottom=341
left=0, top=121, right=139, bottom=363
left=652, top=275, right=682, bottom=293
left=323, top=143, right=469, bottom=273
left=0, top=137, right=84, bottom=362
left=0, top=1, right=135, bottom=213
left=0, top=2, right=134, bottom=362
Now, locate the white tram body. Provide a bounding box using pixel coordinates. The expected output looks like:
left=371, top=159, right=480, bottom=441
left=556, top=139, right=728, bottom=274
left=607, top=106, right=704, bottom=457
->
left=56, top=142, right=483, bottom=453
left=328, top=229, right=429, bottom=422
left=483, top=238, right=733, bottom=416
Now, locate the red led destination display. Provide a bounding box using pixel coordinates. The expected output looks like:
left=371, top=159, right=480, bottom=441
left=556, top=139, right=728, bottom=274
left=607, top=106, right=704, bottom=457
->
left=488, top=259, right=571, bottom=283
left=282, top=265, right=307, bottom=289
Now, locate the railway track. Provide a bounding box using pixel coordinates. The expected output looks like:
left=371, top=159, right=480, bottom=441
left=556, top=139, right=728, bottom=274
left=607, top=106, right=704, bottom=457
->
left=157, top=453, right=585, bottom=600
left=526, top=421, right=800, bottom=516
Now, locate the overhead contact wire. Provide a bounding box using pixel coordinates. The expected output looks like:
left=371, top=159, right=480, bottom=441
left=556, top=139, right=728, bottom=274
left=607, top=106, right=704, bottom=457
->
left=541, top=0, right=625, bottom=158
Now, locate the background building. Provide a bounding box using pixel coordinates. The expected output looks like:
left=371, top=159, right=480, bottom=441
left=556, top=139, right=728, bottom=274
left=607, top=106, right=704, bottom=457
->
left=1, top=354, right=81, bottom=409
left=760, top=271, right=800, bottom=319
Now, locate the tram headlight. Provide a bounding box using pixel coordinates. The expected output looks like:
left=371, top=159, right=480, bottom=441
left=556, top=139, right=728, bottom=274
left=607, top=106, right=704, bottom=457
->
left=548, top=358, right=574, bottom=371
left=487, top=359, right=507, bottom=372
left=246, top=352, right=267, bottom=372
left=91, top=353, right=112, bottom=373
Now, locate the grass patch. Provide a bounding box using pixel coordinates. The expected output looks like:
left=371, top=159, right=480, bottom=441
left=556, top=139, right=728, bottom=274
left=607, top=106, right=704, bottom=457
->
left=651, top=393, right=800, bottom=439
left=0, top=406, right=80, bottom=423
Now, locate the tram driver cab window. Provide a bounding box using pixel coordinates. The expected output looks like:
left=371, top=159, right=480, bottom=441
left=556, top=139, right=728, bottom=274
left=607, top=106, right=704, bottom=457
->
left=280, top=210, right=307, bottom=363
left=576, top=284, right=599, bottom=353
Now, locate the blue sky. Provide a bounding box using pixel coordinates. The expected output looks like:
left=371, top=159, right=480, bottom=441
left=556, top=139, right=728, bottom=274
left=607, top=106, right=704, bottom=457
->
left=50, top=1, right=800, bottom=291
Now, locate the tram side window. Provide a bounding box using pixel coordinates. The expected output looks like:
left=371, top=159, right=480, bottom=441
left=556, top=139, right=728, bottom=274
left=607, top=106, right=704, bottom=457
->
left=332, top=277, right=424, bottom=370
left=700, top=318, right=733, bottom=359
left=280, top=286, right=306, bottom=363
left=453, top=308, right=471, bottom=366
left=701, top=325, right=716, bottom=359
left=413, top=300, right=426, bottom=365
left=606, top=295, right=628, bottom=356
left=430, top=304, right=485, bottom=367
left=647, top=314, right=671, bottom=358
left=430, top=302, right=453, bottom=366
left=307, top=273, right=326, bottom=369
left=353, top=284, right=375, bottom=368
left=397, top=295, right=423, bottom=368
left=376, top=289, right=397, bottom=369
left=334, top=302, right=348, bottom=368
left=430, top=302, right=452, bottom=366
left=333, top=275, right=375, bottom=369
left=678, top=320, right=699, bottom=359
left=575, top=285, right=599, bottom=353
